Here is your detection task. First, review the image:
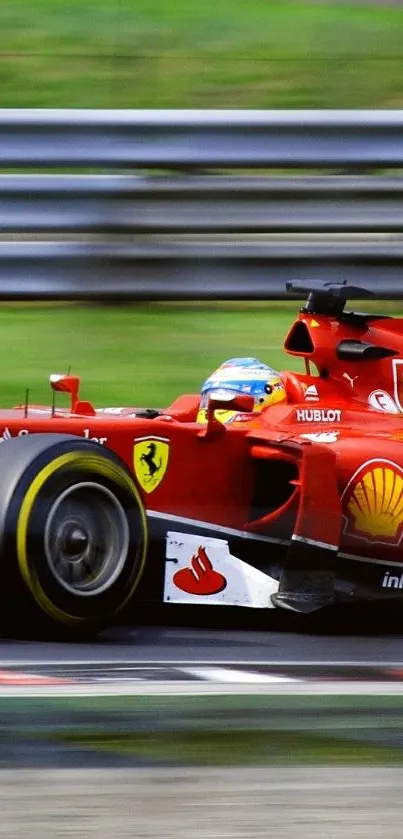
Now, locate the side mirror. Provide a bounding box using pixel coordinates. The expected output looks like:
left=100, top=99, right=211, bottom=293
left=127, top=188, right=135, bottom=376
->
left=199, top=392, right=255, bottom=438
left=50, top=373, right=80, bottom=411
left=208, top=393, right=255, bottom=414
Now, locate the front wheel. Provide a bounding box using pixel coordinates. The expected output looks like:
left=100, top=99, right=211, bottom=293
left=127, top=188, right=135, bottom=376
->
left=0, top=434, right=147, bottom=639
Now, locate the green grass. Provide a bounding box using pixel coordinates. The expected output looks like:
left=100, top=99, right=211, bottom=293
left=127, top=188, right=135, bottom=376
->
left=7, top=694, right=403, bottom=767
left=1, top=1, right=403, bottom=108
left=3, top=301, right=403, bottom=410
left=59, top=729, right=403, bottom=766
left=0, top=303, right=300, bottom=408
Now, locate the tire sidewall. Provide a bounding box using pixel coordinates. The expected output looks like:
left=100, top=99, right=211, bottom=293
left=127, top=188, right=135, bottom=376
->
left=0, top=436, right=147, bottom=629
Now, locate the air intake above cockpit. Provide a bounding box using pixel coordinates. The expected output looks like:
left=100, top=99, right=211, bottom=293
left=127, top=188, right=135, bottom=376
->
left=284, top=321, right=314, bottom=355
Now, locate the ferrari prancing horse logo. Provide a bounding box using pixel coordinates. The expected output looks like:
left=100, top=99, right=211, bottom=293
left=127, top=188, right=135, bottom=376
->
left=133, top=436, right=169, bottom=493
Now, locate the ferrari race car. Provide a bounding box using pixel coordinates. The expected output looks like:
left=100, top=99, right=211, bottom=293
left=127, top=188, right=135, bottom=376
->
left=1, top=280, right=403, bottom=639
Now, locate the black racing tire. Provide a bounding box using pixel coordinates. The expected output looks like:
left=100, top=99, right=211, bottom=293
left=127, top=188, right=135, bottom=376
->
left=0, top=434, right=147, bottom=640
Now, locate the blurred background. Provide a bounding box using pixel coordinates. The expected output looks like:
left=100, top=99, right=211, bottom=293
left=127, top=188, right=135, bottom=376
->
left=1, top=0, right=403, bottom=410
left=2, top=6, right=403, bottom=835
left=2, top=0, right=403, bottom=110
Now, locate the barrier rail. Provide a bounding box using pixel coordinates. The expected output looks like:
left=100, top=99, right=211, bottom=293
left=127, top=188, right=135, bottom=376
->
left=2, top=241, right=403, bottom=300
left=1, top=110, right=403, bottom=298
left=1, top=109, right=403, bottom=169
left=1, top=175, right=403, bottom=234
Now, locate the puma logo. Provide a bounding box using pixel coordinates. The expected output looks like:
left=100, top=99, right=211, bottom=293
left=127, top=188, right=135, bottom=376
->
left=342, top=372, right=358, bottom=389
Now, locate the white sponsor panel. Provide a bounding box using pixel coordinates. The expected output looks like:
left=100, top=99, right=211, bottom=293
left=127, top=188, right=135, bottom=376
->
left=304, top=384, right=319, bottom=402
left=96, top=407, right=126, bottom=414
left=300, top=431, right=339, bottom=443
left=368, top=390, right=399, bottom=414
left=164, top=531, right=278, bottom=608
left=296, top=409, right=341, bottom=423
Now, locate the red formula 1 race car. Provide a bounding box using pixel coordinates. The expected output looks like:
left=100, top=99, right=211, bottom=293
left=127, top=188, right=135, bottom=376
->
left=2, top=281, right=403, bottom=639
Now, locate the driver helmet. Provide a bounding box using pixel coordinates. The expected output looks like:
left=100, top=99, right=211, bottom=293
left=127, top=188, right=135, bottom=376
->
left=197, top=357, right=286, bottom=424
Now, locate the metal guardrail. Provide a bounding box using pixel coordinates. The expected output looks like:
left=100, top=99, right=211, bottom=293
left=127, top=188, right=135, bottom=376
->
left=0, top=110, right=403, bottom=298
left=3, top=241, right=403, bottom=300
left=3, top=175, right=403, bottom=234
left=1, top=109, right=403, bottom=169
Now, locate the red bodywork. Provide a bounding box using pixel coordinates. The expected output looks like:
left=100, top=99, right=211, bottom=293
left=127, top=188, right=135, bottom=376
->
left=3, top=299, right=403, bottom=612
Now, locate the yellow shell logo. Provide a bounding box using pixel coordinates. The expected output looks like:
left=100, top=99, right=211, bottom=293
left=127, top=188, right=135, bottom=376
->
left=343, top=459, right=403, bottom=544
left=133, top=437, right=169, bottom=494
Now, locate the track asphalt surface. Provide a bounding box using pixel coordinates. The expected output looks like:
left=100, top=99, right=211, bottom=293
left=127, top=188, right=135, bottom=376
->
left=1, top=614, right=403, bottom=690
left=2, top=620, right=403, bottom=836
left=2, top=619, right=403, bottom=667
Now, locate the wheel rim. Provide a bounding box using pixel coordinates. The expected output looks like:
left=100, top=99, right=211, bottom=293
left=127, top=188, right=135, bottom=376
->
left=44, top=482, right=130, bottom=597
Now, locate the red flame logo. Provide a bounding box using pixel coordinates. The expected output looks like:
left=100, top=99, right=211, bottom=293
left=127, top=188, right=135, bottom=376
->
left=173, top=546, right=227, bottom=595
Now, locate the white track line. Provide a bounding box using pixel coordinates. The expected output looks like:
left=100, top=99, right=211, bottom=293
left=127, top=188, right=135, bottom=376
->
left=181, top=666, right=300, bottom=683
left=0, top=659, right=402, bottom=667
left=1, top=681, right=403, bottom=697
